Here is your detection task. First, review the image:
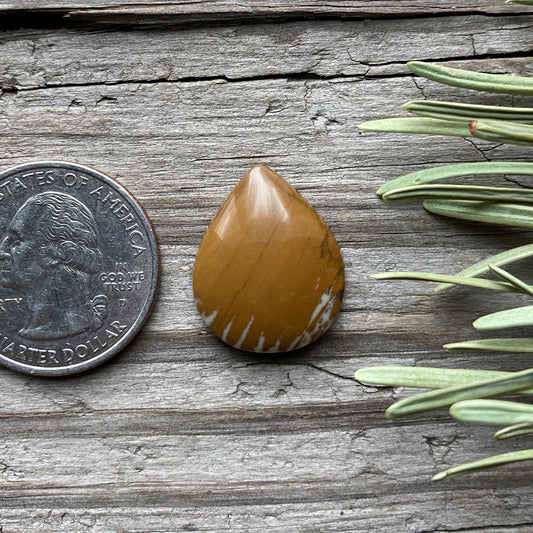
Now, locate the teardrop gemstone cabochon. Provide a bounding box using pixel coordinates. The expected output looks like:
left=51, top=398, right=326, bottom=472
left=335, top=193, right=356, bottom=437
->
left=193, top=165, right=344, bottom=353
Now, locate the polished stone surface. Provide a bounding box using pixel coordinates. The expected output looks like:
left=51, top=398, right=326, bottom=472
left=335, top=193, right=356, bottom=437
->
left=193, top=165, right=344, bottom=352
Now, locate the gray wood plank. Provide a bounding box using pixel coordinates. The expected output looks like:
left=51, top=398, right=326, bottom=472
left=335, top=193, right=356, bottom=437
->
left=1, top=16, right=533, bottom=91
left=0, top=0, right=526, bottom=18
left=0, top=7, right=532, bottom=533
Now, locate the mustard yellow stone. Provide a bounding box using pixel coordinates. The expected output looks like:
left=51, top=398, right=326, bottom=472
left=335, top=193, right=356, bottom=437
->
left=193, top=165, right=344, bottom=352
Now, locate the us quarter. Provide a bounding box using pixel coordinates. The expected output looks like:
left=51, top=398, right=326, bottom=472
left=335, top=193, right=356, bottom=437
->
left=0, top=161, right=160, bottom=376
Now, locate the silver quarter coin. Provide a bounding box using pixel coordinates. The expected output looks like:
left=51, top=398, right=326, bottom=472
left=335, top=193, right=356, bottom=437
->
left=0, top=161, right=160, bottom=376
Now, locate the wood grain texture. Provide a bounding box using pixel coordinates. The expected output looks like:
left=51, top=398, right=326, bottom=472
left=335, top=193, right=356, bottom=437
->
left=1, top=3, right=533, bottom=532
left=0, top=0, right=528, bottom=19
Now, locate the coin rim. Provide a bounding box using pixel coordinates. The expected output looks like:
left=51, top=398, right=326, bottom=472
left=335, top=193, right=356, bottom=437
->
left=0, top=161, right=160, bottom=377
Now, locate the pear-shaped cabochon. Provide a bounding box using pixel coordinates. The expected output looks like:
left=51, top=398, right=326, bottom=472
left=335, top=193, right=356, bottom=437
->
left=193, top=165, right=344, bottom=352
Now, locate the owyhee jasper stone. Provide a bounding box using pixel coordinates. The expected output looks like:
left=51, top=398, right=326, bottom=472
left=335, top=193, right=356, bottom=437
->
left=193, top=165, right=344, bottom=353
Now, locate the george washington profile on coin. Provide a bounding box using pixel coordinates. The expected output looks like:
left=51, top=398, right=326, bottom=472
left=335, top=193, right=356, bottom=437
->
left=0, top=191, right=108, bottom=340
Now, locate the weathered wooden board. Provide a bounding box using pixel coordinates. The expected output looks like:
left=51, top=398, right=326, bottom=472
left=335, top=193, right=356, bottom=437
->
left=2, top=15, right=533, bottom=90
left=0, top=0, right=529, bottom=19
left=1, top=4, right=533, bottom=532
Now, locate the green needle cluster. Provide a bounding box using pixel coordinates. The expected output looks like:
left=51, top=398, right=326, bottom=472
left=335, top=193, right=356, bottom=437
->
left=357, top=61, right=533, bottom=480
left=360, top=63, right=533, bottom=145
